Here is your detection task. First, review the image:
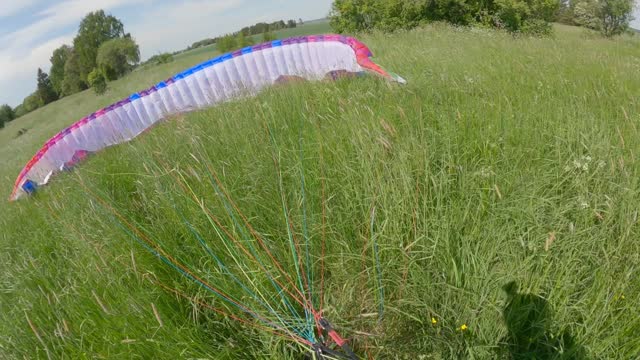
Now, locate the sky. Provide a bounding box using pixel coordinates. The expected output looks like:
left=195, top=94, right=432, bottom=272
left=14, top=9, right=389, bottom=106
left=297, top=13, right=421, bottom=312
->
left=0, top=0, right=333, bottom=107
left=632, top=1, right=640, bottom=29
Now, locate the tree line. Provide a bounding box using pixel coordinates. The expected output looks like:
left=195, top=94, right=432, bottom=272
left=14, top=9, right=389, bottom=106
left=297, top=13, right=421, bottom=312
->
left=188, top=18, right=301, bottom=51
left=1, top=10, right=139, bottom=124
left=330, top=0, right=635, bottom=36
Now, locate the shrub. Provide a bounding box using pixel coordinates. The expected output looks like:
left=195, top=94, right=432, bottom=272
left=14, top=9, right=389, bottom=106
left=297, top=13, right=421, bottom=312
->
left=88, top=68, right=108, bottom=95
left=520, top=18, right=554, bottom=36
left=217, top=34, right=237, bottom=53
left=262, top=31, right=276, bottom=42
left=330, top=0, right=558, bottom=34
left=155, top=53, right=173, bottom=64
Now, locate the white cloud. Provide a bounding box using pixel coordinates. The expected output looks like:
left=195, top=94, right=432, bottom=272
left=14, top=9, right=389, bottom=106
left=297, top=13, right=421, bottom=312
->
left=0, top=0, right=41, bottom=18
left=632, top=2, right=640, bottom=29
left=0, top=34, right=74, bottom=79
left=0, top=34, right=74, bottom=103
left=1, top=0, right=148, bottom=49
left=128, top=0, right=245, bottom=58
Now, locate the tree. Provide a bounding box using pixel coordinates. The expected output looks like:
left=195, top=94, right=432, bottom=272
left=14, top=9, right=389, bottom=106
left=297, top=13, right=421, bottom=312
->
left=36, top=68, right=58, bottom=105
left=287, top=19, right=297, bottom=28
left=22, top=92, right=43, bottom=114
left=236, top=31, right=254, bottom=48
left=0, top=104, right=15, bottom=125
left=96, top=37, right=140, bottom=80
left=595, top=0, right=634, bottom=36
left=13, top=105, right=26, bottom=118
left=61, top=50, right=87, bottom=96
left=216, top=34, right=237, bottom=52
left=49, top=45, right=72, bottom=96
left=73, top=10, right=125, bottom=81
left=88, top=68, right=108, bottom=95
left=262, top=30, right=276, bottom=42
left=0, top=104, right=14, bottom=128
left=573, top=0, right=600, bottom=29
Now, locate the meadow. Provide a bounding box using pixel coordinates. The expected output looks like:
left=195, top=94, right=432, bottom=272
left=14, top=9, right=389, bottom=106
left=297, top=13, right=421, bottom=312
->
left=1, top=23, right=640, bottom=359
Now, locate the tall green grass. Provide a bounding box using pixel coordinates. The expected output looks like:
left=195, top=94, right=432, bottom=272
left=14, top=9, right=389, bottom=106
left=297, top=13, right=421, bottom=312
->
left=1, top=24, right=640, bottom=358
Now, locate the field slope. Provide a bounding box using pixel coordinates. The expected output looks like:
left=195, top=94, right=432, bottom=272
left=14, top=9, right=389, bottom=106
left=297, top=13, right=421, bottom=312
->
left=1, top=24, right=639, bottom=359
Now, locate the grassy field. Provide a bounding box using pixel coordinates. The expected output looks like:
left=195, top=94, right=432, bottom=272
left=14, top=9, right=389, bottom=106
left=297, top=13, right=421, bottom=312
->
left=1, top=24, right=640, bottom=359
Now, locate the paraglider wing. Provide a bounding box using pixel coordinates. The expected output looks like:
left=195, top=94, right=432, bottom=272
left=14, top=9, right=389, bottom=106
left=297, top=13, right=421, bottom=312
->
left=10, top=34, right=405, bottom=201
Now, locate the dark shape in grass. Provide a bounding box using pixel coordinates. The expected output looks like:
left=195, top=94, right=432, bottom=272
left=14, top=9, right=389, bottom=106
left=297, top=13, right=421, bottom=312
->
left=15, top=128, right=28, bottom=138
left=500, top=281, right=588, bottom=360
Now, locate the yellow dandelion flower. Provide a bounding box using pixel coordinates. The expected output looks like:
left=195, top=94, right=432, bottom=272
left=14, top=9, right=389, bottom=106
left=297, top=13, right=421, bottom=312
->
left=431, top=317, right=437, bottom=325
left=459, top=324, right=468, bottom=331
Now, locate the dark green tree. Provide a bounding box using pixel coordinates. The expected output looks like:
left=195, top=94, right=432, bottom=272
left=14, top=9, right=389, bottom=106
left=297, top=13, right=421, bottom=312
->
left=61, top=50, right=87, bottom=96
left=0, top=104, right=15, bottom=127
left=73, top=10, right=125, bottom=82
left=49, top=45, right=73, bottom=96
left=36, top=68, right=58, bottom=105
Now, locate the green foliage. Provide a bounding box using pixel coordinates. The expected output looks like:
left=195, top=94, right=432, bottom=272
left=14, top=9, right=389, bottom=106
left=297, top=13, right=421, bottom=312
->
left=87, top=68, right=108, bottom=95
left=236, top=32, right=254, bottom=48
left=573, top=0, right=601, bottom=29
left=0, top=104, right=15, bottom=128
left=216, top=34, right=238, bottom=53
left=154, top=52, right=174, bottom=65
left=330, top=0, right=559, bottom=34
left=36, top=68, right=58, bottom=105
left=61, top=50, right=87, bottom=96
left=595, top=0, right=635, bottom=36
left=96, top=37, right=140, bottom=80
left=553, top=0, right=634, bottom=36
left=73, top=10, right=125, bottom=82
left=262, top=30, right=276, bottom=42
left=13, top=104, right=26, bottom=118
left=139, top=53, right=174, bottom=68
left=519, top=18, right=554, bottom=35
left=21, top=91, right=43, bottom=114
left=49, top=45, right=72, bottom=96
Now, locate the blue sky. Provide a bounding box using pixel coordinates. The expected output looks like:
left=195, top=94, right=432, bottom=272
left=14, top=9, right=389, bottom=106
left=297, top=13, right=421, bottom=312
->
left=0, top=0, right=333, bottom=106
left=0, top=0, right=638, bottom=107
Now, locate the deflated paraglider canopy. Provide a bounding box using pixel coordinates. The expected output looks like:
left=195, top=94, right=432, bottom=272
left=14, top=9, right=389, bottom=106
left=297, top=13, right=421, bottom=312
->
left=10, top=34, right=406, bottom=201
